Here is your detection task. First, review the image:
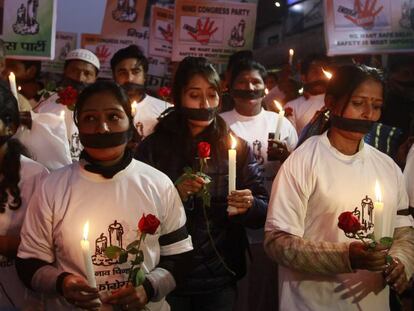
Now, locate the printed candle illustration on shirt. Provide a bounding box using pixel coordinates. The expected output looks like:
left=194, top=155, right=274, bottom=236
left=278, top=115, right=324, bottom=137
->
left=92, top=220, right=125, bottom=266
left=349, top=195, right=375, bottom=235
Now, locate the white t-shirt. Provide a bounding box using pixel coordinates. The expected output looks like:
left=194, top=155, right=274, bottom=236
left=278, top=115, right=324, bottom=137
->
left=133, top=95, right=171, bottom=140
left=220, top=108, right=298, bottom=193
left=35, top=93, right=81, bottom=161
left=403, top=145, right=414, bottom=208
left=14, top=111, right=72, bottom=170
left=18, top=159, right=192, bottom=311
left=265, top=131, right=413, bottom=311
left=284, top=94, right=325, bottom=136
left=0, top=156, right=48, bottom=309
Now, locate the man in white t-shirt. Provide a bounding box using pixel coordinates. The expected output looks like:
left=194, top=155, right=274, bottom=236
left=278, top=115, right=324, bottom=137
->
left=34, top=48, right=100, bottom=160
left=221, top=59, right=297, bottom=311
left=284, top=54, right=330, bottom=136
left=111, top=45, right=171, bottom=141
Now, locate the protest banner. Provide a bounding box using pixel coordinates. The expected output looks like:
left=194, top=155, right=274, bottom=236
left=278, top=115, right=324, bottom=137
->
left=42, top=32, right=77, bottom=73
left=1, top=0, right=57, bottom=59
left=324, top=0, right=414, bottom=55
left=172, top=0, right=257, bottom=63
left=149, top=6, right=173, bottom=58
left=101, top=0, right=148, bottom=36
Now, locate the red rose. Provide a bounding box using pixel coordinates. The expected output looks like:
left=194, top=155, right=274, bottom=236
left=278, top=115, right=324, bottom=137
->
left=198, top=142, right=210, bottom=159
left=57, top=86, right=78, bottom=107
left=138, top=214, right=160, bottom=235
left=158, top=86, right=171, bottom=98
left=338, top=211, right=362, bottom=234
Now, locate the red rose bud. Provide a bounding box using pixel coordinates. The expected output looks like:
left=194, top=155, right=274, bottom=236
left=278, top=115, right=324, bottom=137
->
left=57, top=86, right=78, bottom=106
left=338, top=211, right=362, bottom=234
left=198, top=141, right=210, bottom=159
left=158, top=86, right=171, bottom=98
left=138, top=214, right=160, bottom=235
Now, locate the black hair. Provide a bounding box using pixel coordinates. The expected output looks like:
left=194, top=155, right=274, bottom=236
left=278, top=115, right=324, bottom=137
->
left=326, top=64, right=385, bottom=114
left=230, top=59, right=267, bottom=89
left=0, top=85, right=27, bottom=213
left=74, top=80, right=133, bottom=129
left=110, top=45, right=149, bottom=74
left=301, top=54, right=330, bottom=76
left=172, top=56, right=221, bottom=107
left=227, top=50, right=253, bottom=72
left=156, top=57, right=228, bottom=160
left=21, top=60, right=41, bottom=79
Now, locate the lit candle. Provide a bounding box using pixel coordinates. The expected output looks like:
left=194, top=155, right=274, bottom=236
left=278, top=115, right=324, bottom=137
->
left=60, top=110, right=65, bottom=120
left=274, top=100, right=285, bottom=140
left=373, top=180, right=384, bottom=240
left=265, top=88, right=269, bottom=96
left=131, top=100, right=138, bottom=117
left=288, top=49, right=294, bottom=66
left=18, top=86, right=22, bottom=91
left=80, top=221, right=96, bottom=288
left=228, top=134, right=237, bottom=214
left=8, top=72, right=18, bottom=99
left=322, top=68, right=333, bottom=80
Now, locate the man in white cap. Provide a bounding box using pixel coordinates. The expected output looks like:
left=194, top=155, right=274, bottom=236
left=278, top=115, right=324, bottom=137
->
left=34, top=49, right=100, bottom=161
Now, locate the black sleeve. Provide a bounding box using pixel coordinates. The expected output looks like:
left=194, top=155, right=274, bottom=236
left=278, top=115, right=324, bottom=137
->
left=157, top=226, right=193, bottom=287
left=15, top=257, right=49, bottom=290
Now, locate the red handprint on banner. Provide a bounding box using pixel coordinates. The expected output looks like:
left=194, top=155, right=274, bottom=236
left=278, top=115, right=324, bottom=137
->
left=158, top=23, right=173, bottom=43
left=95, top=45, right=111, bottom=62
left=345, top=0, right=384, bottom=30
left=185, top=18, right=218, bottom=45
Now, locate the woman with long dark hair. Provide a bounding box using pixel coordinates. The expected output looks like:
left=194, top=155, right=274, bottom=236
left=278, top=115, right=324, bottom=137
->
left=265, top=65, right=414, bottom=310
left=17, top=81, right=193, bottom=311
left=0, top=84, right=48, bottom=309
left=136, top=57, right=268, bottom=311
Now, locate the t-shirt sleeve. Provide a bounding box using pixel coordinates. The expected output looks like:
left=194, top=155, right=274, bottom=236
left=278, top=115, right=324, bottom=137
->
left=396, top=162, right=414, bottom=228
left=18, top=178, right=55, bottom=263
left=158, top=179, right=193, bottom=256
left=265, top=150, right=314, bottom=237
left=404, top=145, right=414, bottom=208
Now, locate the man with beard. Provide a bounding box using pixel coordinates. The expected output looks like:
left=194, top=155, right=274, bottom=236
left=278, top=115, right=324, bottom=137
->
left=284, top=54, right=330, bottom=136
left=110, top=45, right=171, bottom=142
left=34, top=49, right=100, bottom=161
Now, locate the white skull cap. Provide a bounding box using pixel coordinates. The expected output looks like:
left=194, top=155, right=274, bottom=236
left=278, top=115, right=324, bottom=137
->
left=65, top=49, right=100, bottom=70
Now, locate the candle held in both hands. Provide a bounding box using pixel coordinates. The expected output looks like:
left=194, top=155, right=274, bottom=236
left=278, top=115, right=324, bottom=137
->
left=80, top=221, right=96, bottom=288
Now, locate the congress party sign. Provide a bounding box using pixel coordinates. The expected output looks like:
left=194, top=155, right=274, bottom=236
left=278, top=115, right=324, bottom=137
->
left=0, top=0, right=57, bottom=59
left=324, top=0, right=414, bottom=55
left=149, top=6, right=174, bottom=58
left=172, top=0, right=257, bottom=63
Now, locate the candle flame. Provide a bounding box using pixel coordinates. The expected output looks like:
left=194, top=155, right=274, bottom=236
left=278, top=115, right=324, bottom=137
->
left=274, top=100, right=283, bottom=112
left=322, top=68, right=333, bottom=80
left=18, top=86, right=21, bottom=91
left=375, top=180, right=382, bottom=203
left=289, top=49, right=294, bottom=56
left=60, top=110, right=65, bottom=119
left=265, top=88, right=269, bottom=95
left=298, top=87, right=304, bottom=95
left=83, top=221, right=89, bottom=240
left=230, top=133, right=237, bottom=149
left=131, top=100, right=138, bottom=115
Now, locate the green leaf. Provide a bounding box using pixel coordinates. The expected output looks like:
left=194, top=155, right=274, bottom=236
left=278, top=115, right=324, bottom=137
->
left=126, top=240, right=140, bottom=251
left=368, top=241, right=377, bottom=249
left=131, top=250, right=144, bottom=265
left=104, top=246, right=123, bottom=259
left=379, top=237, right=393, bottom=248
left=386, top=254, right=393, bottom=264
left=118, top=250, right=129, bottom=264
left=135, top=268, right=146, bottom=286
left=128, top=247, right=139, bottom=254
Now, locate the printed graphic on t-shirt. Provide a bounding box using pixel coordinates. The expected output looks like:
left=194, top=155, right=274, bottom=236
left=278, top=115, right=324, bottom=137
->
left=70, top=132, right=82, bottom=160
left=350, top=195, right=375, bottom=235
left=252, top=140, right=264, bottom=166
left=135, top=122, right=144, bottom=142
left=92, top=220, right=124, bottom=266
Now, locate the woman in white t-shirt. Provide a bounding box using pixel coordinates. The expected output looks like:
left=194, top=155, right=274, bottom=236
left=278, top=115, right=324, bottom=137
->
left=0, top=85, right=48, bottom=310
left=265, top=65, right=414, bottom=311
left=16, top=81, right=193, bottom=311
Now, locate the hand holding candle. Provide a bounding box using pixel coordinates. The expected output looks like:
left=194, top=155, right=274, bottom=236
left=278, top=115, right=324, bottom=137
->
left=80, top=221, right=96, bottom=288
left=228, top=134, right=237, bottom=214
